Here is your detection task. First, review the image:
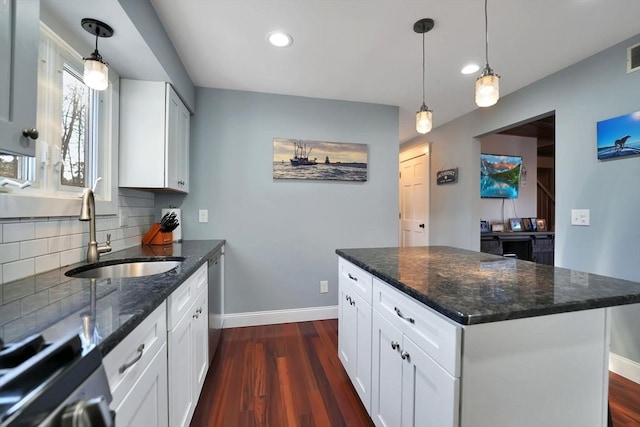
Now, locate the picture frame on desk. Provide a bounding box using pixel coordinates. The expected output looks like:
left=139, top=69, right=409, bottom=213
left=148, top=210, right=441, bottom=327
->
left=536, top=218, right=547, bottom=231
left=492, top=223, right=505, bottom=232
left=530, top=217, right=537, bottom=231
left=521, top=218, right=532, bottom=231
left=509, top=218, right=523, bottom=232
left=481, top=220, right=490, bottom=233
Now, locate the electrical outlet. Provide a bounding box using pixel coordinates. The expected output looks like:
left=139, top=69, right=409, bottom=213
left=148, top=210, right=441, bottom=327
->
left=571, top=209, right=590, bottom=226
left=320, top=280, right=329, bottom=293
left=198, top=209, right=208, bottom=223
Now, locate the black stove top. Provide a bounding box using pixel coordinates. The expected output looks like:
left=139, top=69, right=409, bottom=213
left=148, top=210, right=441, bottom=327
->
left=0, top=334, right=109, bottom=426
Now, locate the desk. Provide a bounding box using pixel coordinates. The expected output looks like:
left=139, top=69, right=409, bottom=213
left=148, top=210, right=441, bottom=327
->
left=480, top=231, right=554, bottom=265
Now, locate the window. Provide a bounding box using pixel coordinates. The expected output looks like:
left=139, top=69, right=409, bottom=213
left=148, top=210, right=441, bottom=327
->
left=0, top=23, right=117, bottom=217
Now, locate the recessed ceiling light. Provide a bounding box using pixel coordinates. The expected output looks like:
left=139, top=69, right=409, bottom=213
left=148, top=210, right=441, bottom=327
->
left=268, top=32, right=293, bottom=48
left=461, top=64, right=480, bottom=74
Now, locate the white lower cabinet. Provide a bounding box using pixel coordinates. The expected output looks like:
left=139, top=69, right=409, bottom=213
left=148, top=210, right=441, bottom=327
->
left=372, top=313, right=459, bottom=427
left=167, top=264, right=209, bottom=427
left=104, top=302, right=168, bottom=427
left=338, top=258, right=373, bottom=413
left=112, top=342, right=169, bottom=427
left=339, top=257, right=461, bottom=427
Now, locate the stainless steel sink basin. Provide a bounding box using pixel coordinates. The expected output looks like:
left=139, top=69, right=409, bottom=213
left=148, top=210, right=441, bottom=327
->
left=65, top=258, right=184, bottom=279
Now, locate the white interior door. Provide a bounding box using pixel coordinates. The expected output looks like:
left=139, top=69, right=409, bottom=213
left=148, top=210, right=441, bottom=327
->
left=399, top=151, right=429, bottom=247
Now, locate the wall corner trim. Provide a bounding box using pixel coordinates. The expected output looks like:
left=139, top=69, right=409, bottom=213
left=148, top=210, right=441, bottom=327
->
left=223, top=305, right=338, bottom=328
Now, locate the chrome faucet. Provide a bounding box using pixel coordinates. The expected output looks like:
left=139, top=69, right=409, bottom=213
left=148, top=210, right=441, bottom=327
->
left=79, top=187, right=111, bottom=263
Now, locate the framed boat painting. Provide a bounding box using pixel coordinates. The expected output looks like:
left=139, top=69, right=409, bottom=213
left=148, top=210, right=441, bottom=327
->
left=596, top=111, right=640, bottom=160
left=273, top=138, right=368, bottom=182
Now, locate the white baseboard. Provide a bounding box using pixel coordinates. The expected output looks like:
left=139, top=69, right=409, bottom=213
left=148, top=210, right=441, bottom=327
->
left=609, top=352, right=640, bottom=384
left=223, top=305, right=338, bottom=328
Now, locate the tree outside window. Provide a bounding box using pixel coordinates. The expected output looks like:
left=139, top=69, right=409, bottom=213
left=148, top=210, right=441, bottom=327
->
left=60, top=67, right=88, bottom=188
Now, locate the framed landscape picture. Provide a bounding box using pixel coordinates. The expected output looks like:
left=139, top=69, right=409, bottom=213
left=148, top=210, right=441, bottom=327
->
left=273, top=138, right=368, bottom=182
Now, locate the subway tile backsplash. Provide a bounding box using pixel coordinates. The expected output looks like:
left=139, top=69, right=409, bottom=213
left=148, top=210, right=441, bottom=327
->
left=0, top=188, right=155, bottom=286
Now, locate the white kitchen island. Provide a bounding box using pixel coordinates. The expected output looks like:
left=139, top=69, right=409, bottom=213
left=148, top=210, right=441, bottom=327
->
left=336, top=246, right=640, bottom=427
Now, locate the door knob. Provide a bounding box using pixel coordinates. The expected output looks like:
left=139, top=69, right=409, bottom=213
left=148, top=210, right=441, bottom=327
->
left=22, top=128, right=39, bottom=140
left=419, top=224, right=425, bottom=228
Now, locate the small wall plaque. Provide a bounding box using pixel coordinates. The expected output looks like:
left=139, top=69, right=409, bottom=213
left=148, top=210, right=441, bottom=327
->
left=436, top=168, right=458, bottom=185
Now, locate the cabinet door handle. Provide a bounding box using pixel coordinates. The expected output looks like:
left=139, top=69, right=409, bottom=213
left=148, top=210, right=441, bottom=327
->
left=391, top=341, right=400, bottom=351
left=400, top=350, right=411, bottom=361
left=119, top=344, right=145, bottom=374
left=394, top=307, right=415, bottom=324
left=22, top=128, right=39, bottom=140
left=347, top=273, right=358, bottom=281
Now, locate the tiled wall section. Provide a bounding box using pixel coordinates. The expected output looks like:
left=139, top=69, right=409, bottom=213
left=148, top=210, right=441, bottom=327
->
left=0, top=188, right=155, bottom=285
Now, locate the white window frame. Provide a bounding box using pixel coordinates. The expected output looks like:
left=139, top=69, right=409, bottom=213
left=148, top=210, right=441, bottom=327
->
left=0, top=23, right=117, bottom=218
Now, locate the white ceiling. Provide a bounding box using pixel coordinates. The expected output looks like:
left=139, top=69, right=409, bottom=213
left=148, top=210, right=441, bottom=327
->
left=43, top=1, right=640, bottom=143
left=149, top=0, right=640, bottom=143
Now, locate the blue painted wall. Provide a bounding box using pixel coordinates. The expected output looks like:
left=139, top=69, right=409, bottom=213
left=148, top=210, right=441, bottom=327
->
left=158, top=89, right=399, bottom=313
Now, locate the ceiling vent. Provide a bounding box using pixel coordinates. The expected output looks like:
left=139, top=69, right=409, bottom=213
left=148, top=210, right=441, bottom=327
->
left=628, top=42, right=640, bottom=73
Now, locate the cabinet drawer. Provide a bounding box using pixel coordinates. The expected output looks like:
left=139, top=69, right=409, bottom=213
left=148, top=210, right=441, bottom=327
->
left=339, top=258, right=373, bottom=304
left=373, top=278, right=461, bottom=377
left=168, top=264, right=207, bottom=329
left=104, top=302, right=167, bottom=406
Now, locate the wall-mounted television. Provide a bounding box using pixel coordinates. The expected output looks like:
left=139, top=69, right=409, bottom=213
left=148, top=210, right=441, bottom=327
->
left=480, top=153, right=522, bottom=199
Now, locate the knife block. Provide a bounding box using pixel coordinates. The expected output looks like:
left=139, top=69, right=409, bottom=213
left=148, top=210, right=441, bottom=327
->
left=142, top=223, right=173, bottom=245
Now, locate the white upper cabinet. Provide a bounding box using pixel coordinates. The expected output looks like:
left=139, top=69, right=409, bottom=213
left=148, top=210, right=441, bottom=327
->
left=119, top=80, right=190, bottom=192
left=0, top=0, right=39, bottom=156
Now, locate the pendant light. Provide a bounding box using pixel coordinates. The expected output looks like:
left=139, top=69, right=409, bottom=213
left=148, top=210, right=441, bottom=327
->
left=414, top=18, right=434, bottom=134
left=475, top=0, right=500, bottom=107
left=81, top=18, right=114, bottom=91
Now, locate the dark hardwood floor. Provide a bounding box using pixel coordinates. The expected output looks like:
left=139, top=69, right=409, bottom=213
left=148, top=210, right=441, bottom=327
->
left=610, top=372, right=640, bottom=426
left=191, top=319, right=640, bottom=427
left=191, top=320, right=373, bottom=427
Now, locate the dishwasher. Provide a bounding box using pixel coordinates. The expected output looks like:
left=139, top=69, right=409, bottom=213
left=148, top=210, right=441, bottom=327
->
left=207, top=247, right=223, bottom=363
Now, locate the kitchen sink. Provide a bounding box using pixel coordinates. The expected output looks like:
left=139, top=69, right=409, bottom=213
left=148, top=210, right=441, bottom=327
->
left=65, top=257, right=185, bottom=279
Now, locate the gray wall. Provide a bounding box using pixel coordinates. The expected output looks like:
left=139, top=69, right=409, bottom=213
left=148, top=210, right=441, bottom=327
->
left=403, top=35, right=640, bottom=362
left=117, top=0, right=195, bottom=110
left=158, top=89, right=399, bottom=313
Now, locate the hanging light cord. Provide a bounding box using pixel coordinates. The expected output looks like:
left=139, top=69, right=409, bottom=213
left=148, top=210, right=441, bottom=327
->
left=484, top=0, right=489, bottom=67
left=422, top=31, right=426, bottom=105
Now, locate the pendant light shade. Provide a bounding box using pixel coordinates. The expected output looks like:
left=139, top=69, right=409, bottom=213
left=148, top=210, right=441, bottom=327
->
left=416, top=104, right=433, bottom=134
left=83, top=59, right=109, bottom=91
left=414, top=18, right=434, bottom=134
left=475, top=67, right=500, bottom=107
left=81, top=18, right=113, bottom=91
left=475, top=0, right=500, bottom=107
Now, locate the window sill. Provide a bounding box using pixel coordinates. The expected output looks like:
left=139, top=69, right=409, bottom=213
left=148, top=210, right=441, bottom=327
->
left=0, top=191, right=117, bottom=219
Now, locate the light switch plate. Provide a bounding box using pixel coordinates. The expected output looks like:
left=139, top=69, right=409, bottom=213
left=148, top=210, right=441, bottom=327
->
left=571, top=209, right=590, bottom=226
left=198, top=209, right=208, bottom=223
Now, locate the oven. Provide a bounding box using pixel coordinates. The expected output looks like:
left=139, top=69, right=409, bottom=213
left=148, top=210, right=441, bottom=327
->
left=0, top=333, right=113, bottom=427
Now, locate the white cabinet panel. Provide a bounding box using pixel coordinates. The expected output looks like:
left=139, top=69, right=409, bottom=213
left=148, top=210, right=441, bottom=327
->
left=401, top=336, right=459, bottom=427
left=338, top=259, right=372, bottom=413
left=167, top=263, right=209, bottom=427
left=113, top=342, right=169, bottom=427
left=371, top=313, right=403, bottom=427
left=104, top=303, right=168, bottom=427
left=119, top=80, right=190, bottom=192
left=0, top=0, right=39, bottom=156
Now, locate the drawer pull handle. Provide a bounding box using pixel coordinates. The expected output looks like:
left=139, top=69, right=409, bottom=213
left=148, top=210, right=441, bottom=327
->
left=119, top=344, right=145, bottom=374
left=394, top=307, right=415, bottom=324
left=347, top=273, right=358, bottom=281
left=391, top=341, right=400, bottom=351
left=400, top=350, right=411, bottom=361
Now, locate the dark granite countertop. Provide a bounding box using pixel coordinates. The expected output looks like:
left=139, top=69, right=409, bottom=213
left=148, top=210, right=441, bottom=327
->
left=0, top=240, right=225, bottom=355
left=336, top=246, right=640, bottom=325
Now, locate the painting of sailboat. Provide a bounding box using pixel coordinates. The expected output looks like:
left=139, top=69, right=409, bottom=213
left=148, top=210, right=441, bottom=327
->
left=273, top=138, right=368, bottom=181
